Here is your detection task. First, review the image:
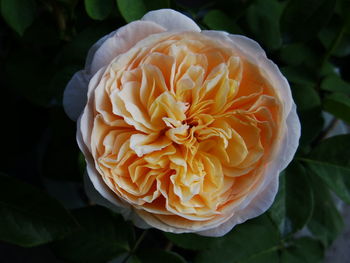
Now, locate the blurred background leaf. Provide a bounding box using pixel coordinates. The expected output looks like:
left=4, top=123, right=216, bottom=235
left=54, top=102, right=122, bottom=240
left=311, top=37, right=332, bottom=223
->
left=1, top=0, right=350, bottom=262
left=281, top=0, right=336, bottom=42
left=269, top=162, right=314, bottom=236
left=1, top=0, right=36, bottom=35
left=0, top=173, right=78, bottom=247
left=117, top=0, right=146, bottom=22
left=84, top=0, right=114, bottom=20
left=203, top=9, right=242, bottom=34
left=52, top=206, right=134, bottom=263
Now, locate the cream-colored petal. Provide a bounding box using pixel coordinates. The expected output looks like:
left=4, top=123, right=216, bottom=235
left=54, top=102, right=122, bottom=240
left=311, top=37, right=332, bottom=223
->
left=90, top=21, right=166, bottom=74
left=142, top=9, right=201, bottom=32
left=63, top=70, right=89, bottom=121
left=130, top=133, right=172, bottom=157
left=85, top=30, right=116, bottom=74
left=197, top=172, right=278, bottom=237
left=275, top=103, right=301, bottom=171
left=84, top=174, right=151, bottom=229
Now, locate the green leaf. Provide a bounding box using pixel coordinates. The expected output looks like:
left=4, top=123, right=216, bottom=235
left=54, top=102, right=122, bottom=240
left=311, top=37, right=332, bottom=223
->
left=164, top=232, right=219, bottom=250
left=203, top=9, right=242, bottom=34
left=56, top=24, right=114, bottom=67
left=300, top=135, right=350, bottom=203
left=127, top=255, right=141, bottom=263
left=0, top=173, right=78, bottom=247
left=291, top=85, right=324, bottom=146
left=281, top=0, right=336, bottom=42
left=268, top=172, right=287, bottom=233
left=269, top=162, right=314, bottom=236
left=281, top=237, right=324, bottom=263
left=306, top=172, right=344, bottom=246
left=279, top=43, right=316, bottom=67
left=323, top=93, right=350, bottom=123
left=336, top=0, right=350, bottom=24
left=117, top=0, right=147, bottom=22
left=144, top=0, right=170, bottom=10
left=245, top=0, right=284, bottom=50
left=1, top=0, right=36, bottom=35
left=195, top=215, right=280, bottom=263
left=321, top=75, right=350, bottom=95
left=319, top=20, right=350, bottom=57
left=137, top=249, right=186, bottom=263
left=52, top=206, right=134, bottom=263
left=84, top=0, right=114, bottom=20
left=281, top=67, right=316, bottom=86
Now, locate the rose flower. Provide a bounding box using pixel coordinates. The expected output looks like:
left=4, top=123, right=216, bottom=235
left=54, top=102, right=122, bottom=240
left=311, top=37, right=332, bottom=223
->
left=63, top=9, right=300, bottom=236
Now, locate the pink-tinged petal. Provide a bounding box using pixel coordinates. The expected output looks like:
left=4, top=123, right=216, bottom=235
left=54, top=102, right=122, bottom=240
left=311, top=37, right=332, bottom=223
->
left=277, top=103, right=301, bottom=171
left=257, top=58, right=293, bottom=118
left=202, top=31, right=266, bottom=62
left=198, top=174, right=279, bottom=237
left=78, top=68, right=105, bottom=152
left=142, top=9, right=200, bottom=32
left=85, top=31, right=116, bottom=74
left=63, top=70, right=89, bottom=121
left=227, top=34, right=267, bottom=62
left=90, top=21, right=166, bottom=75
left=84, top=173, right=151, bottom=229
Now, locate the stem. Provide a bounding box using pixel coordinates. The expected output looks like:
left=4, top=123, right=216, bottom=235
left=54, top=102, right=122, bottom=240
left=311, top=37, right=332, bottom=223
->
left=312, top=117, right=339, bottom=147
left=122, top=230, right=148, bottom=263
left=165, top=241, right=173, bottom=251
left=50, top=0, right=66, bottom=33
left=132, top=230, right=148, bottom=252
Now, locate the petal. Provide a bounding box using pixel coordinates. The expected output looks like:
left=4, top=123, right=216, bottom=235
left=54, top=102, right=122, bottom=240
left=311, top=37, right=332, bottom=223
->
left=63, top=70, right=89, bottom=121
left=202, top=31, right=265, bottom=63
left=276, top=103, right=301, bottom=171
left=84, top=172, right=151, bottom=229
left=203, top=30, right=293, bottom=118
left=90, top=21, right=166, bottom=75
left=228, top=34, right=267, bottom=62
left=142, top=9, right=201, bottom=32
left=85, top=30, right=116, bottom=74
left=78, top=68, right=106, bottom=153
left=197, top=173, right=279, bottom=237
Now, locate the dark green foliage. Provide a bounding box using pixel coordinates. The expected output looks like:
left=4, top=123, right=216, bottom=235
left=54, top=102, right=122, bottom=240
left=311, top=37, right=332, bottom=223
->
left=1, top=0, right=350, bottom=262
left=52, top=206, right=134, bottom=263
left=0, top=173, right=78, bottom=247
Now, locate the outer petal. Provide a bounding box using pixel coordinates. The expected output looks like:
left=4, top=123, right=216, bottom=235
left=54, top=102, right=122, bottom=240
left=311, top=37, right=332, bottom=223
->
left=90, top=21, right=166, bottom=75
left=64, top=21, right=165, bottom=121
left=277, top=103, right=301, bottom=171
left=198, top=173, right=279, bottom=237
left=141, top=9, right=201, bottom=32
left=84, top=173, right=151, bottom=230
left=63, top=70, right=89, bottom=121
left=84, top=31, right=116, bottom=74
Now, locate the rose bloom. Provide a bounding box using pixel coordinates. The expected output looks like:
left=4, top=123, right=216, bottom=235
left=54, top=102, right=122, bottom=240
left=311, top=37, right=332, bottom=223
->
left=63, top=9, right=300, bottom=236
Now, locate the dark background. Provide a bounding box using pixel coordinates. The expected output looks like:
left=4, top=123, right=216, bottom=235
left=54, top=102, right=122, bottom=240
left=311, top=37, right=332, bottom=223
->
left=1, top=0, right=350, bottom=262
